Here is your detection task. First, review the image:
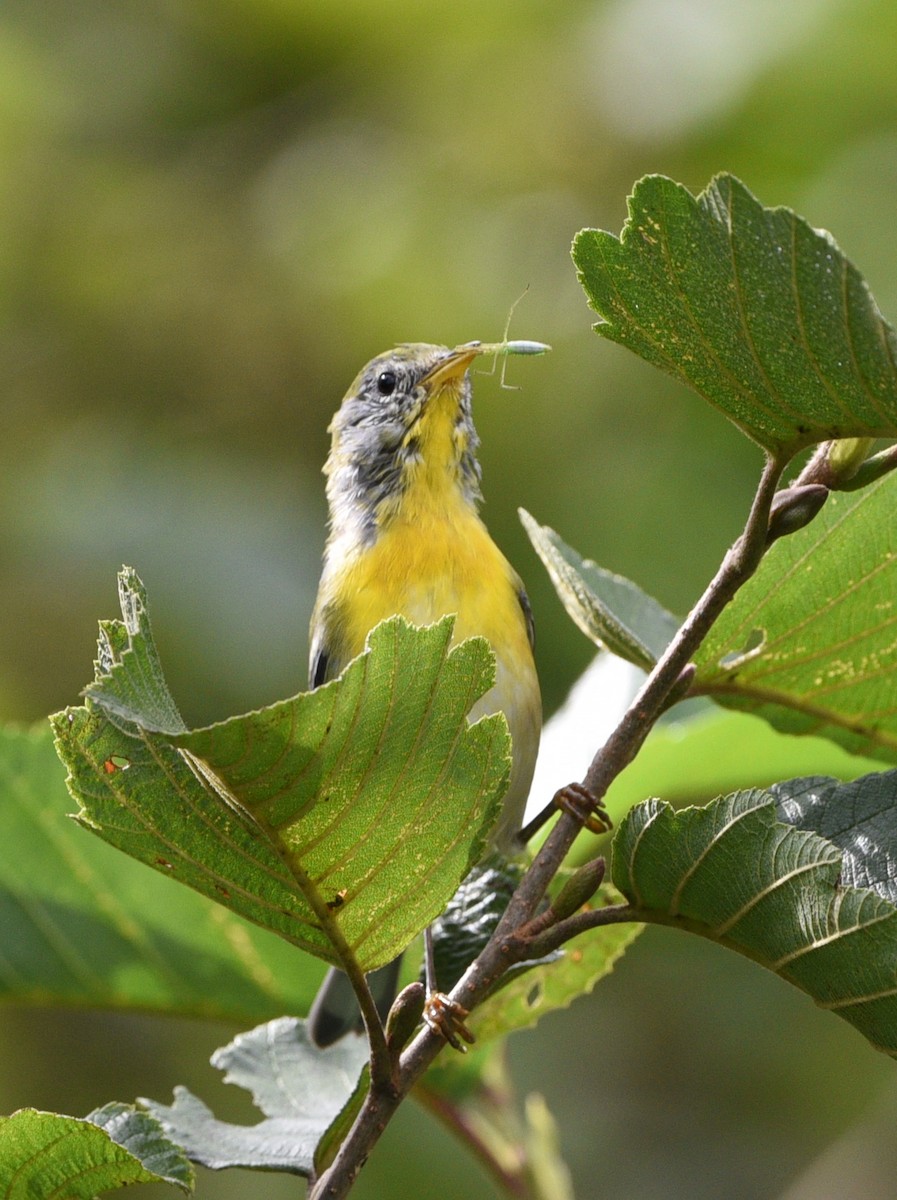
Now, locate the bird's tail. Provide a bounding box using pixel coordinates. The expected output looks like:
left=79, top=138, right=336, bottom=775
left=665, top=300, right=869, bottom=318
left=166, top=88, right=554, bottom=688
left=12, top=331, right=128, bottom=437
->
left=307, top=958, right=403, bottom=1046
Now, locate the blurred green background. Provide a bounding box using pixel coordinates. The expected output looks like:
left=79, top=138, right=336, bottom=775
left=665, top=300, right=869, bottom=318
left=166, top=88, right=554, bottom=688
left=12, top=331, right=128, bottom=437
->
left=3, top=0, right=897, bottom=1196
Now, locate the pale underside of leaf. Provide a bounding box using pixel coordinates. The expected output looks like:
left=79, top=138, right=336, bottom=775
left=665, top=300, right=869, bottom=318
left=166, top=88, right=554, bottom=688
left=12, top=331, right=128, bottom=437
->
left=143, top=1018, right=367, bottom=1178
left=519, top=509, right=679, bottom=668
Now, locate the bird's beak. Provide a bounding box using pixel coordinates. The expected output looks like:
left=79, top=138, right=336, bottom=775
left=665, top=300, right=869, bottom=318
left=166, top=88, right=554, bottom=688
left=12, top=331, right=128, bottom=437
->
left=419, top=342, right=483, bottom=390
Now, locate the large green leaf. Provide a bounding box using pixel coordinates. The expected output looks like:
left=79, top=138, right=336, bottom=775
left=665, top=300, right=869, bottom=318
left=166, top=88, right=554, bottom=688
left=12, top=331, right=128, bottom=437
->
left=0, top=1106, right=192, bottom=1197
left=693, top=472, right=897, bottom=764
left=0, top=722, right=322, bottom=1021
left=612, top=789, right=897, bottom=1057
left=574, top=174, right=897, bottom=455
left=143, top=1018, right=367, bottom=1178
left=53, top=569, right=510, bottom=973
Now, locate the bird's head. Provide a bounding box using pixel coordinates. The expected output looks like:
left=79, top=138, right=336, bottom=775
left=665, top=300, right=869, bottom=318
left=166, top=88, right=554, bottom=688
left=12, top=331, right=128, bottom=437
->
left=324, top=340, right=549, bottom=545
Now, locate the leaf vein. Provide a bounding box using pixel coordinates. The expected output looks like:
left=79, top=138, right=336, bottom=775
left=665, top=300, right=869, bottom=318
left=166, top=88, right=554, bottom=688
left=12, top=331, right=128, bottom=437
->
left=714, top=857, right=827, bottom=937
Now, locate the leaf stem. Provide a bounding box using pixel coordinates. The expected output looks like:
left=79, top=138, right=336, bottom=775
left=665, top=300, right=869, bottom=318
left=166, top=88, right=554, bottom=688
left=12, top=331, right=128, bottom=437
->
left=310, top=451, right=787, bottom=1199
left=274, top=846, right=392, bottom=1088
left=521, top=903, right=636, bottom=959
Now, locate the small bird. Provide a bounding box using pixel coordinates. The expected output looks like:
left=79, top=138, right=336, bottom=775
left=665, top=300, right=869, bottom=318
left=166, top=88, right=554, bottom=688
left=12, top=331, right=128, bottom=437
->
left=307, top=340, right=544, bottom=1046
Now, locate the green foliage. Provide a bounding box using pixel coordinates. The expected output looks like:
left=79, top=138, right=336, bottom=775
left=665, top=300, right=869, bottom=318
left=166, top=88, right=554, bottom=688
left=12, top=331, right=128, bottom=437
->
left=574, top=174, right=897, bottom=456
left=7, top=166, right=897, bottom=1193
left=530, top=471, right=897, bottom=771
left=3, top=0, right=897, bottom=1191
left=0, top=1106, right=192, bottom=1196
left=612, top=788, right=897, bottom=1057
left=693, top=473, right=897, bottom=762
left=144, top=1019, right=367, bottom=1178
left=0, top=722, right=324, bottom=1020
left=515, top=171, right=897, bottom=1069
left=53, top=570, right=510, bottom=973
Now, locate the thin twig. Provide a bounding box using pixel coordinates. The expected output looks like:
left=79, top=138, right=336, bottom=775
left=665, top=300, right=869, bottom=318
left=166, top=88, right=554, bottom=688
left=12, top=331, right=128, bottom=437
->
left=415, top=1084, right=531, bottom=1199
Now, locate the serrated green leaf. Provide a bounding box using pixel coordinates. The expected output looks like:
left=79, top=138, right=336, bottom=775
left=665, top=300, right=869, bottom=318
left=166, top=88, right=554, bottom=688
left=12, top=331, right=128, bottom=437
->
left=0, top=721, right=323, bottom=1021
left=519, top=509, right=679, bottom=667
left=771, top=769, right=897, bottom=904
left=612, top=790, right=897, bottom=1057
left=0, top=1106, right=192, bottom=1196
left=54, top=570, right=510, bottom=972
left=177, top=618, right=509, bottom=970
left=693, top=472, right=897, bottom=764
left=574, top=174, right=897, bottom=455
left=86, top=567, right=186, bottom=735
left=54, top=702, right=338, bottom=959
left=143, top=1018, right=367, bottom=1177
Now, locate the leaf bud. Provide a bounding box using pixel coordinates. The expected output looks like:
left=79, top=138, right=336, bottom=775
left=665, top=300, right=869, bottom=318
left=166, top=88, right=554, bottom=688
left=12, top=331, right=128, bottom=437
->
left=797, top=437, right=875, bottom=489
left=385, top=982, right=426, bottom=1055
left=549, top=858, right=606, bottom=922
left=766, top=484, right=829, bottom=546
left=825, top=437, right=876, bottom=484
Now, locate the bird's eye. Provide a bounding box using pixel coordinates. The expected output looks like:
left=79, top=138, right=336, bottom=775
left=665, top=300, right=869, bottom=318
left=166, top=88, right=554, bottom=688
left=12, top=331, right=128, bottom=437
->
left=376, top=370, right=398, bottom=396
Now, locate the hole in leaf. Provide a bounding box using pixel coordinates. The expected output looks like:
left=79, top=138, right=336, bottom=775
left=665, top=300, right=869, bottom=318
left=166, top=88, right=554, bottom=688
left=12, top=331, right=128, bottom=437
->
left=102, top=755, right=130, bottom=774
left=526, top=982, right=543, bottom=1009
left=718, top=628, right=766, bottom=671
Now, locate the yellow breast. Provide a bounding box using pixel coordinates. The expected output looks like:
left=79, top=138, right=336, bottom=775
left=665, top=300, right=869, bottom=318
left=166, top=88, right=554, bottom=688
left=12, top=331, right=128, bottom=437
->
left=320, top=504, right=541, bottom=849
